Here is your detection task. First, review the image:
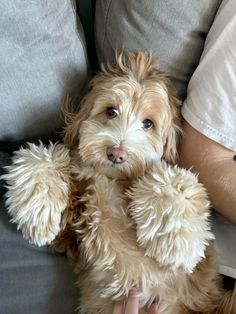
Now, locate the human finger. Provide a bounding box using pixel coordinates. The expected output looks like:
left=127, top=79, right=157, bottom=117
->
left=124, top=291, right=139, bottom=314
left=113, top=300, right=124, bottom=314
left=147, top=303, right=158, bottom=314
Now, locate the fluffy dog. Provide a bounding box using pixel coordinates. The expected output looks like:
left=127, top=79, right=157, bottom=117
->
left=3, top=51, right=235, bottom=313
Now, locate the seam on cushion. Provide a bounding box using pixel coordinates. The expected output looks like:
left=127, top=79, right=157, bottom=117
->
left=182, top=104, right=236, bottom=148
left=70, top=0, right=90, bottom=75
left=102, top=0, right=113, bottom=55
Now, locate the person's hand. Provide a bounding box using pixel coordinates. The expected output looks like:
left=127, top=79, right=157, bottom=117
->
left=112, top=291, right=158, bottom=314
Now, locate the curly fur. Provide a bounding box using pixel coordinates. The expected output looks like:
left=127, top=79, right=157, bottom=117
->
left=3, top=142, right=71, bottom=246
left=127, top=163, right=214, bottom=272
left=3, top=50, right=236, bottom=313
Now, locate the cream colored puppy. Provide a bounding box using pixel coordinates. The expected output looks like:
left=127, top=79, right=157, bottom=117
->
left=3, top=51, right=235, bottom=313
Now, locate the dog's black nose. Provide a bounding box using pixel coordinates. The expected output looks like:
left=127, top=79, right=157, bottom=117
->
left=106, top=146, right=127, bottom=164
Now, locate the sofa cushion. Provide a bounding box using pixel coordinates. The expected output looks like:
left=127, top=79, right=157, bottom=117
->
left=212, top=211, right=236, bottom=279
left=0, top=201, right=78, bottom=314
left=0, top=0, right=89, bottom=143
left=95, top=0, right=222, bottom=100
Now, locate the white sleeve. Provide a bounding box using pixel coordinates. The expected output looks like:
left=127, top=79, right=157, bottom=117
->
left=181, top=0, right=236, bottom=152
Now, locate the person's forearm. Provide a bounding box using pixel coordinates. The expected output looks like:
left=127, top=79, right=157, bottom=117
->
left=178, top=121, right=236, bottom=224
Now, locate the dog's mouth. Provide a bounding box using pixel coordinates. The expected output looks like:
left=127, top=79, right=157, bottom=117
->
left=108, top=159, right=127, bottom=168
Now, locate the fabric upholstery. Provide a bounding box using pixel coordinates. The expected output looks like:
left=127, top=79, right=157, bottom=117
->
left=0, top=0, right=89, bottom=143
left=95, top=0, right=222, bottom=100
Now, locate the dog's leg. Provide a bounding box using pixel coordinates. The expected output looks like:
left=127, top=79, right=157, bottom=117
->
left=180, top=250, right=236, bottom=314
left=77, top=269, right=115, bottom=314
left=2, top=142, right=71, bottom=246
left=127, top=161, right=214, bottom=273
left=176, top=245, right=223, bottom=313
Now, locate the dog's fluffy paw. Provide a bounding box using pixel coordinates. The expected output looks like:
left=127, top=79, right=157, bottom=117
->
left=127, top=161, right=214, bottom=272
left=2, top=142, right=71, bottom=246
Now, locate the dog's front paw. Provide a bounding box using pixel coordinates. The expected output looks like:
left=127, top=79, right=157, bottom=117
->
left=127, top=161, right=214, bottom=272
left=2, top=142, right=71, bottom=246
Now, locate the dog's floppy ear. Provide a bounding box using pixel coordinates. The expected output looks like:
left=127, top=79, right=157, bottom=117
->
left=162, top=88, right=182, bottom=164
left=63, top=93, right=94, bottom=150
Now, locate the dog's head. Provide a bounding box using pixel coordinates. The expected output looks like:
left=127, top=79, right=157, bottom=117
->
left=64, top=50, right=181, bottom=179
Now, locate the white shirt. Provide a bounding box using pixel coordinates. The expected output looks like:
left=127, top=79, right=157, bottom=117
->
left=182, top=0, right=236, bottom=152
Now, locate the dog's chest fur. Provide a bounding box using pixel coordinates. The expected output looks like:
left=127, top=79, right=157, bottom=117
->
left=66, top=167, right=180, bottom=307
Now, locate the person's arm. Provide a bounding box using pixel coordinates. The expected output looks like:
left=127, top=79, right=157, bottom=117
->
left=178, top=121, right=236, bottom=224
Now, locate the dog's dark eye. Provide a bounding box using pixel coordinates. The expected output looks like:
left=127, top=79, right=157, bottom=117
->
left=142, top=119, right=153, bottom=129
left=106, top=107, right=118, bottom=119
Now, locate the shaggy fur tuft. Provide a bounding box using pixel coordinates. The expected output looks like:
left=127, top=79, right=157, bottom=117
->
left=127, top=162, right=214, bottom=273
left=3, top=142, right=71, bottom=246
left=3, top=51, right=235, bottom=313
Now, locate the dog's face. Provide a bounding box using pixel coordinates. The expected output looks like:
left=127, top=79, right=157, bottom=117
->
left=64, top=51, right=181, bottom=179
